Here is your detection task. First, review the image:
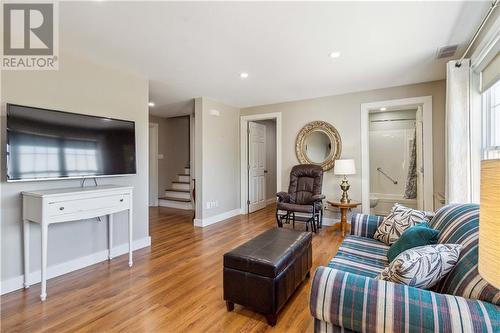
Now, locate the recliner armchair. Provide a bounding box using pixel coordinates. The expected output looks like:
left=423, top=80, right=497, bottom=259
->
left=276, top=164, right=325, bottom=232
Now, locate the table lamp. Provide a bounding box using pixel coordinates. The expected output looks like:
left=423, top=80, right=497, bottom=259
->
left=334, top=159, right=356, bottom=203
left=479, top=159, right=500, bottom=288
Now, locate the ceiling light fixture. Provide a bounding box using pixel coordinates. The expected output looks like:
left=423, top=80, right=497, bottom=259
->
left=240, top=72, right=249, bottom=79
left=329, top=51, right=341, bottom=59
left=380, top=107, right=387, bottom=111
left=148, top=102, right=155, bottom=107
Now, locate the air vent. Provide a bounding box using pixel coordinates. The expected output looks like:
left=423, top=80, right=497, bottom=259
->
left=436, top=45, right=458, bottom=59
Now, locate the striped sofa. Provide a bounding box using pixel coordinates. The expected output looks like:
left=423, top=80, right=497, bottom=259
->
left=310, top=204, right=500, bottom=333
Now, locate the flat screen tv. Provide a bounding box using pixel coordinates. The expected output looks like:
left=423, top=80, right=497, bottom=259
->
left=6, top=104, right=136, bottom=182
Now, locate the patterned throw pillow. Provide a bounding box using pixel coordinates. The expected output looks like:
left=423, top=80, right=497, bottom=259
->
left=377, top=244, right=461, bottom=289
left=386, top=222, right=439, bottom=262
left=373, top=204, right=429, bottom=245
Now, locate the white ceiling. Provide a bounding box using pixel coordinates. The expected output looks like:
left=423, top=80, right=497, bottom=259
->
left=60, top=1, right=490, bottom=117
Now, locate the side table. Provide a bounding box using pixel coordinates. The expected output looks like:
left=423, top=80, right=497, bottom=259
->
left=327, top=200, right=361, bottom=237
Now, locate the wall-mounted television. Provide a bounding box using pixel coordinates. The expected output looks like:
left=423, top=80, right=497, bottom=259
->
left=6, top=104, right=136, bottom=182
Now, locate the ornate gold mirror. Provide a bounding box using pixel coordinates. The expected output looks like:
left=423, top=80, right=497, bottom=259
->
left=295, top=121, right=342, bottom=171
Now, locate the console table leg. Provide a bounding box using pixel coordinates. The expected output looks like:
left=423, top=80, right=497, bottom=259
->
left=40, top=224, right=48, bottom=301
left=23, top=220, right=30, bottom=288
left=108, top=214, right=113, bottom=260
left=128, top=208, right=133, bottom=267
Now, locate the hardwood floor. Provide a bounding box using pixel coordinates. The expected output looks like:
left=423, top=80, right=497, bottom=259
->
left=1, top=205, right=343, bottom=333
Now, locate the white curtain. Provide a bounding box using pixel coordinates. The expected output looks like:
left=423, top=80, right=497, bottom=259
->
left=445, top=59, right=473, bottom=204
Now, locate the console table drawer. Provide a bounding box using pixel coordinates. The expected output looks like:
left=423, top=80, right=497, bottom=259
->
left=47, top=194, right=130, bottom=217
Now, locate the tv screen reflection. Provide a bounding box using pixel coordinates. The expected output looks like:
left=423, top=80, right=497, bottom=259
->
left=7, top=104, right=136, bottom=181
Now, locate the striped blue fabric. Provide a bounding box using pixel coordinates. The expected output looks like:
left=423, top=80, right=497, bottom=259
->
left=350, top=213, right=384, bottom=238
left=431, top=204, right=500, bottom=305
left=328, top=235, right=388, bottom=278
left=311, top=204, right=500, bottom=332
left=314, top=319, right=355, bottom=333
left=310, top=267, right=500, bottom=333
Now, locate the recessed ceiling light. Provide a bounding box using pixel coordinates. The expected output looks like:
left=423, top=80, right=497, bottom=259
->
left=329, top=51, right=341, bottom=59
left=240, top=72, right=249, bottom=79
left=148, top=102, right=155, bottom=107
left=380, top=107, right=387, bottom=111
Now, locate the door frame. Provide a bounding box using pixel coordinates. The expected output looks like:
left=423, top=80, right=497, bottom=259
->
left=360, top=96, right=433, bottom=214
left=240, top=112, right=282, bottom=214
left=148, top=122, right=159, bottom=207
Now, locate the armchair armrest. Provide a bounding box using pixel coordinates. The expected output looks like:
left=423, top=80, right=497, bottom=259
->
left=311, top=194, right=326, bottom=202
left=310, top=266, right=500, bottom=333
left=350, top=213, right=384, bottom=238
left=276, top=191, right=290, bottom=203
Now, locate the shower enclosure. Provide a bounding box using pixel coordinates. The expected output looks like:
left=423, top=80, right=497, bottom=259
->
left=368, top=109, right=423, bottom=215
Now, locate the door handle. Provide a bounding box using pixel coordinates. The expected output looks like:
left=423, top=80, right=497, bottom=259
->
left=264, top=170, right=268, bottom=173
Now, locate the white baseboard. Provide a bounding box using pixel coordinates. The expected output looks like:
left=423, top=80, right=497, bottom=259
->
left=266, top=198, right=276, bottom=205
left=321, top=217, right=340, bottom=226
left=194, top=208, right=241, bottom=227
left=1, top=236, right=151, bottom=296
left=278, top=210, right=340, bottom=227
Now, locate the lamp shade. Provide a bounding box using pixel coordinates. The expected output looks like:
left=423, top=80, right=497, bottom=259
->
left=479, top=159, right=500, bottom=289
left=334, top=159, right=356, bottom=175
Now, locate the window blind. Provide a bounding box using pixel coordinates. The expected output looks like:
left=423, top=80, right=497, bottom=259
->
left=481, top=52, right=500, bottom=92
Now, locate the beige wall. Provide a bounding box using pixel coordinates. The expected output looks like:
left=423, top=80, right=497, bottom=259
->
left=149, top=115, right=190, bottom=197
left=149, top=115, right=169, bottom=196
left=194, top=97, right=240, bottom=221
left=241, top=80, right=446, bottom=214
left=0, top=53, right=149, bottom=284
left=165, top=116, right=190, bottom=185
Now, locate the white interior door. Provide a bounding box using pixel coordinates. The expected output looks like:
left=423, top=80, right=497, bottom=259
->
left=248, top=122, right=266, bottom=213
left=416, top=106, right=424, bottom=210
left=149, top=123, right=159, bottom=207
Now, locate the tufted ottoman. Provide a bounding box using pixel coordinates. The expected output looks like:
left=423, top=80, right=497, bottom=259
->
left=223, top=228, right=312, bottom=326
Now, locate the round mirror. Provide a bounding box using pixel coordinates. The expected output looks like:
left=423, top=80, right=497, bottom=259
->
left=305, top=131, right=331, bottom=163
left=295, top=121, right=342, bottom=171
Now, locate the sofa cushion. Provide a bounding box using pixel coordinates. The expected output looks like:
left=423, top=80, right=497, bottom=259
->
left=310, top=267, right=500, bottom=333
left=387, top=222, right=439, bottom=262
left=277, top=202, right=314, bottom=213
left=373, top=204, right=429, bottom=245
left=377, top=244, right=461, bottom=289
left=328, top=235, right=389, bottom=278
left=431, top=204, right=500, bottom=305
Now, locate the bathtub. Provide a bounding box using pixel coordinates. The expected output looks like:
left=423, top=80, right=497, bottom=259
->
left=369, top=193, right=417, bottom=216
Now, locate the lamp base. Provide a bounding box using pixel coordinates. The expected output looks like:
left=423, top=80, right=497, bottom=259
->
left=340, top=177, right=351, bottom=204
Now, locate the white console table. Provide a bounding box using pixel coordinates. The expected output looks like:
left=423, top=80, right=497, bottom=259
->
left=22, top=185, right=134, bottom=301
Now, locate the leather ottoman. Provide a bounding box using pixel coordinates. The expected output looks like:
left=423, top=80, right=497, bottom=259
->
left=223, top=228, right=312, bottom=326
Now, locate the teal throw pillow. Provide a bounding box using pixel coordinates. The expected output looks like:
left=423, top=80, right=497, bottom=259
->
left=387, top=222, right=439, bottom=262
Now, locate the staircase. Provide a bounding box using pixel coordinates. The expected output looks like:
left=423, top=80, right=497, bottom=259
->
left=159, top=166, right=193, bottom=210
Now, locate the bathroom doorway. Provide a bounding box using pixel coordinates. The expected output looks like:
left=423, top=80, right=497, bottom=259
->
left=368, top=109, right=421, bottom=215
left=361, top=96, right=434, bottom=215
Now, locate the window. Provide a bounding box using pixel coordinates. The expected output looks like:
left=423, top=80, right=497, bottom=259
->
left=10, top=135, right=99, bottom=178
left=64, top=147, right=98, bottom=176
left=17, top=144, right=61, bottom=179
left=482, top=80, right=500, bottom=160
